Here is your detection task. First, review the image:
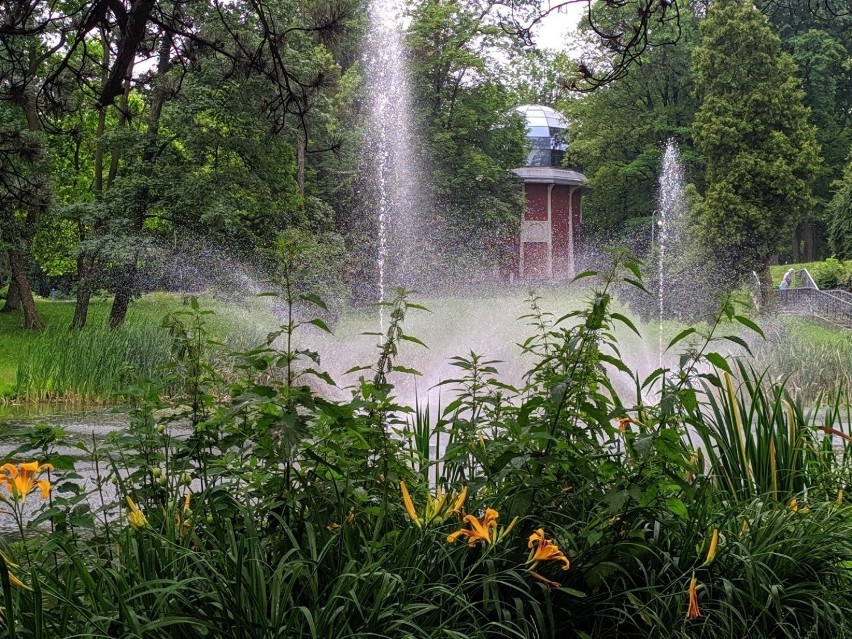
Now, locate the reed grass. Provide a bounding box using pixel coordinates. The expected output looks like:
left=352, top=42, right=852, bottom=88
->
left=14, top=323, right=173, bottom=403
left=754, top=317, right=852, bottom=400
left=1, top=295, right=274, bottom=403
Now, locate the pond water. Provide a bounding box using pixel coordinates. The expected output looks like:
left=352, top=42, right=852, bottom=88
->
left=0, top=405, right=130, bottom=534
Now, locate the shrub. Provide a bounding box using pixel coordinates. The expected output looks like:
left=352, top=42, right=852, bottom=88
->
left=811, top=256, right=850, bottom=290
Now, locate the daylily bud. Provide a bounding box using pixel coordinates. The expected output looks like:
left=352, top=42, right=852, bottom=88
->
left=702, top=529, right=719, bottom=566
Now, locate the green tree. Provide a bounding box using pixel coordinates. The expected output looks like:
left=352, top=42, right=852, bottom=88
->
left=758, top=0, right=852, bottom=260
left=828, top=158, right=852, bottom=260
left=564, top=2, right=701, bottom=240
left=691, top=0, right=820, bottom=293
left=407, top=0, right=527, bottom=280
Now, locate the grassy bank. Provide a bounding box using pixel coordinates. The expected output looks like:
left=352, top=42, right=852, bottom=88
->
left=0, top=294, right=276, bottom=402
left=3, top=284, right=849, bottom=404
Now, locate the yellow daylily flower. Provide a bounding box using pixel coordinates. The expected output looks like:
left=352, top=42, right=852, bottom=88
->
left=0, top=462, right=53, bottom=501
left=400, top=481, right=421, bottom=527
left=526, top=528, right=570, bottom=571
left=447, top=508, right=518, bottom=547
left=684, top=451, right=700, bottom=483
left=686, top=572, right=701, bottom=620
left=126, top=496, right=148, bottom=530
left=702, top=529, right=719, bottom=566
left=788, top=496, right=810, bottom=513
left=400, top=481, right=467, bottom=528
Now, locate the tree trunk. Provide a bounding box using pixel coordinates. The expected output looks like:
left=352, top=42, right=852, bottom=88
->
left=72, top=288, right=92, bottom=329
left=108, top=268, right=134, bottom=329
left=71, top=251, right=95, bottom=329
left=8, top=249, right=43, bottom=329
left=108, top=32, right=171, bottom=329
left=297, top=136, right=305, bottom=199
left=2, top=277, right=21, bottom=312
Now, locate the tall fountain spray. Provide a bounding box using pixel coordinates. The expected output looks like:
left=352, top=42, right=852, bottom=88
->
left=362, top=0, right=424, bottom=329
left=654, top=139, right=687, bottom=366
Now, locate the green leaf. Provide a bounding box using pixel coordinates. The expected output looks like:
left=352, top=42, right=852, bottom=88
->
left=623, top=277, right=650, bottom=294
left=307, top=318, right=332, bottom=334
left=704, top=351, right=731, bottom=374
left=299, top=293, right=329, bottom=311
left=599, top=353, right=631, bottom=375
left=723, top=334, right=752, bottom=354
left=571, top=270, right=597, bottom=283
left=391, top=365, right=422, bottom=376
left=624, top=260, right=643, bottom=280
left=399, top=334, right=428, bottom=348
left=666, top=497, right=688, bottom=519
left=303, top=369, right=337, bottom=386
left=734, top=314, right=764, bottom=338
left=345, top=365, right=371, bottom=374
left=667, top=327, right=697, bottom=350
left=679, top=388, right=698, bottom=412
left=611, top=313, right=642, bottom=337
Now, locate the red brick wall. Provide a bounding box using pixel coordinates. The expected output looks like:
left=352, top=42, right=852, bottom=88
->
left=523, top=242, right=548, bottom=279
left=571, top=189, right=582, bottom=245
left=551, top=185, right=570, bottom=278
left=524, top=184, right=549, bottom=221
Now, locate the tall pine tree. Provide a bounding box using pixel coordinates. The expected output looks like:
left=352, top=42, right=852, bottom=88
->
left=692, top=0, right=820, bottom=293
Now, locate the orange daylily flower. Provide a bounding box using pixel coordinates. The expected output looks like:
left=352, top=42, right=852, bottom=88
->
left=686, top=573, right=701, bottom=620
left=447, top=508, right=517, bottom=547
left=616, top=416, right=639, bottom=433
left=0, top=462, right=53, bottom=501
left=527, top=528, right=570, bottom=570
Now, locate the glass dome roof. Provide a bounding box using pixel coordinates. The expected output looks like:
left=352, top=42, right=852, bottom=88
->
left=514, top=104, right=569, bottom=168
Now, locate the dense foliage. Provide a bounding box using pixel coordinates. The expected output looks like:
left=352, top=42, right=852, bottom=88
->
left=691, top=0, right=820, bottom=291
left=3, top=262, right=852, bottom=637
left=566, top=0, right=849, bottom=279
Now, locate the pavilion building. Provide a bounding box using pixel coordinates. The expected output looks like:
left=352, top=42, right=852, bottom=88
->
left=510, top=104, right=589, bottom=281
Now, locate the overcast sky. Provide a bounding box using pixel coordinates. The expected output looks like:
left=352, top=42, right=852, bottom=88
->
left=531, top=2, right=587, bottom=52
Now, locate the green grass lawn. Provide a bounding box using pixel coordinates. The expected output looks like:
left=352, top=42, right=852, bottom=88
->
left=3, top=281, right=848, bottom=403
left=0, top=286, right=598, bottom=403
